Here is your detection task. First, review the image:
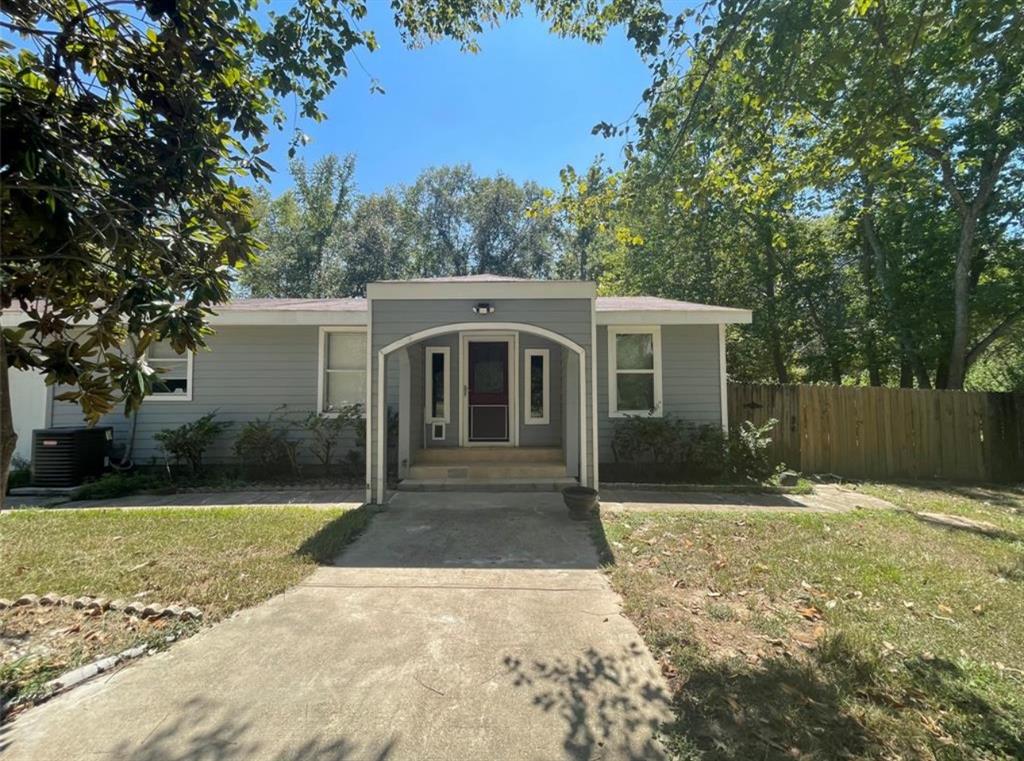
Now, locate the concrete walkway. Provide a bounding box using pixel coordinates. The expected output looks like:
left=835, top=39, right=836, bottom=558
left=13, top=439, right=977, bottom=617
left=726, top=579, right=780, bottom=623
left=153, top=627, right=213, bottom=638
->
left=1, top=492, right=671, bottom=761
left=601, top=483, right=894, bottom=514
left=5, top=488, right=365, bottom=510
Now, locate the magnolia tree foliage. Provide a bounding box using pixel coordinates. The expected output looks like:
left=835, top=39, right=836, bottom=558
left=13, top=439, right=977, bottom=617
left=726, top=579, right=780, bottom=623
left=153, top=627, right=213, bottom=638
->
left=0, top=0, right=665, bottom=497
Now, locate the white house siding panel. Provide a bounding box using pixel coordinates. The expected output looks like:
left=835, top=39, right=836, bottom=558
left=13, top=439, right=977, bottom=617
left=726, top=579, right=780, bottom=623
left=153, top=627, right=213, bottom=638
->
left=596, top=324, right=723, bottom=462
left=48, top=325, right=360, bottom=466
left=369, top=298, right=595, bottom=497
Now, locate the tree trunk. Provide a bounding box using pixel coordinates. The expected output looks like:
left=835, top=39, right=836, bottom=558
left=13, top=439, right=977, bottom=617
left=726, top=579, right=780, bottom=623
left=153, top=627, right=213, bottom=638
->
left=937, top=148, right=1009, bottom=389
left=860, top=211, right=931, bottom=388
left=858, top=233, right=883, bottom=386
left=0, top=334, right=17, bottom=510
left=899, top=358, right=912, bottom=388
left=945, top=213, right=978, bottom=389
left=759, top=226, right=790, bottom=384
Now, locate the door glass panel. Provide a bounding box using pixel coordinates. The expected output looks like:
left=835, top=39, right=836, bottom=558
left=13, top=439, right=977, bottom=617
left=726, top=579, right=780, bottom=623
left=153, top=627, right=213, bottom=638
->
left=529, top=354, right=544, bottom=418
left=431, top=352, right=445, bottom=419
left=471, top=344, right=506, bottom=394
left=615, top=333, right=654, bottom=370
left=616, top=373, right=655, bottom=411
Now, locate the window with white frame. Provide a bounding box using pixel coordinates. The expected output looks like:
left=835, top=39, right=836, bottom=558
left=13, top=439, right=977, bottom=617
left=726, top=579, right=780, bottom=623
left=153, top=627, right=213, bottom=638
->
left=608, top=326, right=662, bottom=417
left=319, top=328, right=366, bottom=414
left=424, top=346, right=450, bottom=423
left=524, top=348, right=549, bottom=424
left=145, top=341, right=193, bottom=400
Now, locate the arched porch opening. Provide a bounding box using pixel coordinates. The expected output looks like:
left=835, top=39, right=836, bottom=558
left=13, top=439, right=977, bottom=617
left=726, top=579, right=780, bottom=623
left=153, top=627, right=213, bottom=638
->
left=369, top=322, right=589, bottom=504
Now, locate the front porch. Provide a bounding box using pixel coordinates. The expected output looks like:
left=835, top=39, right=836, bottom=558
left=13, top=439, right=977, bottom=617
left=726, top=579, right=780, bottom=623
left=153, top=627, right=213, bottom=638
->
left=386, top=326, right=584, bottom=492
left=399, top=445, right=577, bottom=490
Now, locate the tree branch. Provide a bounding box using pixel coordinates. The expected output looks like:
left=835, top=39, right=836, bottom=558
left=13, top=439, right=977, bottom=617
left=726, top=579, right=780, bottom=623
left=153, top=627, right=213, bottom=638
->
left=965, top=306, right=1024, bottom=370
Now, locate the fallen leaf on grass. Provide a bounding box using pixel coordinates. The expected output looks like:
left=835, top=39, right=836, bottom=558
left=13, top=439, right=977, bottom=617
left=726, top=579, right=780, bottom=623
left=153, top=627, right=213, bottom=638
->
left=797, top=606, right=823, bottom=621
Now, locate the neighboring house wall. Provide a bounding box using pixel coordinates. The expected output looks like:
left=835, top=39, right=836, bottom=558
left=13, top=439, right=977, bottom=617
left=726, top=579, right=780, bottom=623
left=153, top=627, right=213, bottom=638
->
left=596, top=324, right=723, bottom=463
left=369, top=298, right=596, bottom=492
left=9, top=366, right=48, bottom=463
left=49, top=325, right=363, bottom=466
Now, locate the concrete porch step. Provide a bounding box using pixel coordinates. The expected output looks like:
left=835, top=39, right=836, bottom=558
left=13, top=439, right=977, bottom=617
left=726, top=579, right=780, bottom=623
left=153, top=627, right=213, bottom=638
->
left=406, top=462, right=569, bottom=480
left=397, top=477, right=578, bottom=492
left=413, top=446, right=563, bottom=465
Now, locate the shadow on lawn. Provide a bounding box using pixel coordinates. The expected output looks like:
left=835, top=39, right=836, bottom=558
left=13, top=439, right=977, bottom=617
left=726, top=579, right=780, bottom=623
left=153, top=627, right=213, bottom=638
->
left=660, top=635, right=1024, bottom=760
left=295, top=506, right=373, bottom=564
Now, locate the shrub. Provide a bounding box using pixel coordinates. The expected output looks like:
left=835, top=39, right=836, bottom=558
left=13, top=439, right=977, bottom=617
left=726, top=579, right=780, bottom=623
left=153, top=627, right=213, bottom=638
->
left=6, top=455, right=31, bottom=492
left=685, top=424, right=728, bottom=482
left=727, top=418, right=778, bottom=483
left=303, top=403, right=362, bottom=468
left=611, top=416, right=688, bottom=465
left=233, top=414, right=300, bottom=479
left=72, top=472, right=165, bottom=501
left=154, top=412, right=231, bottom=475
left=610, top=415, right=779, bottom=484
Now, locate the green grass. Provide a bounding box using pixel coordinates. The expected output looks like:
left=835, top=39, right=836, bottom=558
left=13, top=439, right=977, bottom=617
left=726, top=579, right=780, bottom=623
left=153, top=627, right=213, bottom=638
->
left=1, top=505, right=369, bottom=706
left=599, top=485, right=1024, bottom=760
left=856, top=482, right=1024, bottom=534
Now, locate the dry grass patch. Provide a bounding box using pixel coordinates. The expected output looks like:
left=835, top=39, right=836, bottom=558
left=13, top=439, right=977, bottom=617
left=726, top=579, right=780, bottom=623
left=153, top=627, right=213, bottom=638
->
left=1, top=505, right=368, bottom=707
left=599, top=487, right=1024, bottom=760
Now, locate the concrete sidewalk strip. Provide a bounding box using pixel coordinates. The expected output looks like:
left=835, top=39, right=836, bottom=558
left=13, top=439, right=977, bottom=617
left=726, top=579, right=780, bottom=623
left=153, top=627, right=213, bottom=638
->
left=2, top=492, right=672, bottom=761
left=5, top=488, right=366, bottom=511
left=601, top=483, right=894, bottom=514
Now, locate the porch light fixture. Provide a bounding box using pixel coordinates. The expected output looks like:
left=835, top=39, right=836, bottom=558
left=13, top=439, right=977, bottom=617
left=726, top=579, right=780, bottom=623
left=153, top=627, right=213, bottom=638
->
left=472, top=302, right=495, bottom=315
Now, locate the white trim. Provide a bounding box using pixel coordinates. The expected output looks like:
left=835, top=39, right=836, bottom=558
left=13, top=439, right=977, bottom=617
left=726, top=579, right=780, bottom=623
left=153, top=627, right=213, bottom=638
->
left=595, top=309, right=751, bottom=325
left=375, top=321, right=588, bottom=488
left=317, top=326, right=368, bottom=417
left=719, top=323, right=729, bottom=431
left=523, top=348, right=550, bottom=425
left=209, top=310, right=367, bottom=326
left=607, top=325, right=663, bottom=418
left=459, top=332, right=518, bottom=447
left=431, top=422, right=446, bottom=441
left=376, top=350, right=386, bottom=505
left=145, top=346, right=194, bottom=402
left=368, top=281, right=596, bottom=301
left=423, top=346, right=451, bottom=424
left=364, top=298, right=373, bottom=504
left=590, top=297, right=599, bottom=489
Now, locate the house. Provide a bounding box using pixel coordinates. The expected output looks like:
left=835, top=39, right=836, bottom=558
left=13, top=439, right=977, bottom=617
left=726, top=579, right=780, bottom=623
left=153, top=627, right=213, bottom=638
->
left=34, top=275, right=751, bottom=502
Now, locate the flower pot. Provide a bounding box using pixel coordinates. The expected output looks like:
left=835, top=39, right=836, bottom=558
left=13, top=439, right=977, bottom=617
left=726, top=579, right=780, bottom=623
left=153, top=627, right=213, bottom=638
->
left=562, top=486, right=599, bottom=520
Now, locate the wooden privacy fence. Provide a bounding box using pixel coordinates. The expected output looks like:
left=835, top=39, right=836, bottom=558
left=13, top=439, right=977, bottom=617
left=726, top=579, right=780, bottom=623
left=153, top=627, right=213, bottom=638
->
left=728, top=384, right=1024, bottom=483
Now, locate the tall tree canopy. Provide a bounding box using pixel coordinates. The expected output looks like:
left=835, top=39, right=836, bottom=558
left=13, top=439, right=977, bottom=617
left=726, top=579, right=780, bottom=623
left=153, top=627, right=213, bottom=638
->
left=588, top=0, right=1023, bottom=389
left=240, top=159, right=565, bottom=297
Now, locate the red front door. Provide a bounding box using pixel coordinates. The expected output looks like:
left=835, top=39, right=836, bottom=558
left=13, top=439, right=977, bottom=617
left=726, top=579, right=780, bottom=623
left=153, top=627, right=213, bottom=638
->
left=468, top=341, right=509, bottom=441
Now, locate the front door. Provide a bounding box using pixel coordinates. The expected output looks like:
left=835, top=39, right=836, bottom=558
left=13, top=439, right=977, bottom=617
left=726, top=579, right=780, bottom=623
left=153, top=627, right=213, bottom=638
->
left=467, top=341, right=509, bottom=442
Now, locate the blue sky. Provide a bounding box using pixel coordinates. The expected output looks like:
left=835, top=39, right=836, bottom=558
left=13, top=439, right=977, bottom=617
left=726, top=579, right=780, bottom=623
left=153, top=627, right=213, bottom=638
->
left=260, top=6, right=652, bottom=196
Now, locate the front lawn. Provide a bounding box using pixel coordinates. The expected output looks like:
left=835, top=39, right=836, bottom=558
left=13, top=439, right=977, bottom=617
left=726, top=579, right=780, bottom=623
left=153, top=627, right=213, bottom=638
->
left=1, top=505, right=368, bottom=707
left=600, top=485, right=1024, bottom=760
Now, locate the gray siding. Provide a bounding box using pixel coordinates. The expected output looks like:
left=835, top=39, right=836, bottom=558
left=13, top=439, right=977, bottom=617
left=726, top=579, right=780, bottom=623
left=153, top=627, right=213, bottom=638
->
left=596, top=324, right=723, bottom=462
left=49, top=325, right=361, bottom=466
left=418, top=333, right=460, bottom=448
left=518, top=337, right=562, bottom=447
left=370, top=298, right=595, bottom=494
